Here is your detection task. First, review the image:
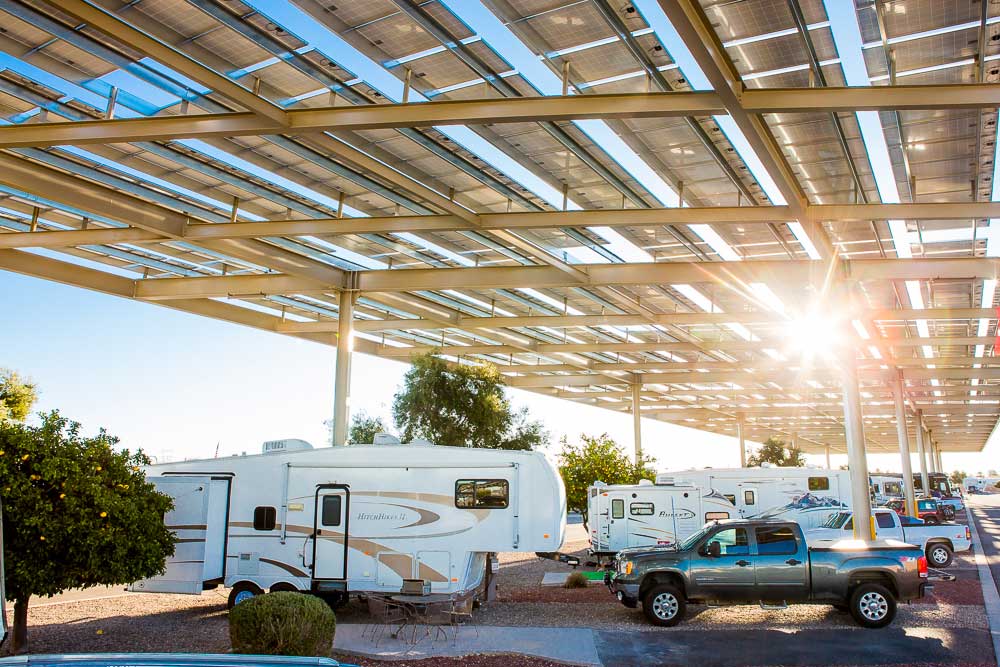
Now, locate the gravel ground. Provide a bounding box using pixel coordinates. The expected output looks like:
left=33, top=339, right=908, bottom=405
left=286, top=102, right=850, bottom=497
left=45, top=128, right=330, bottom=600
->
left=4, top=521, right=989, bottom=660
left=331, top=653, right=575, bottom=667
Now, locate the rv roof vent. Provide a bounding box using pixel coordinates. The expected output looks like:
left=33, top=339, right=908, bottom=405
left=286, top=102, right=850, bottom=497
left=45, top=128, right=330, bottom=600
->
left=408, top=438, right=433, bottom=446
left=637, top=479, right=653, bottom=486
left=655, top=475, right=676, bottom=486
left=593, top=480, right=607, bottom=488
left=372, top=433, right=401, bottom=445
left=262, top=439, right=314, bottom=454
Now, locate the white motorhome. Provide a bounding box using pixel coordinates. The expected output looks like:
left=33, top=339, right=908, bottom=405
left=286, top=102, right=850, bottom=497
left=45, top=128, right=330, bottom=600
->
left=964, top=476, right=1000, bottom=493
left=587, top=478, right=735, bottom=556
left=870, top=473, right=906, bottom=503
left=131, top=439, right=565, bottom=607
left=665, top=466, right=852, bottom=530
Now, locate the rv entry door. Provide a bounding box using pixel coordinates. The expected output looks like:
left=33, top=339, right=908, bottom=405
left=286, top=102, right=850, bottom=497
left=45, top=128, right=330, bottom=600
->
left=312, top=485, right=349, bottom=583
left=606, top=492, right=629, bottom=551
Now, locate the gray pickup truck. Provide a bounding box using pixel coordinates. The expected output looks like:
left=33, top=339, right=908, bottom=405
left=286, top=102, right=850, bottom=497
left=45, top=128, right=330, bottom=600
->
left=607, top=519, right=930, bottom=628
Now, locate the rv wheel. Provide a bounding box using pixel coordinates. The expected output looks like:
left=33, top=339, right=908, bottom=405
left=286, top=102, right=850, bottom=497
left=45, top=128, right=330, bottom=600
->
left=227, top=582, right=263, bottom=609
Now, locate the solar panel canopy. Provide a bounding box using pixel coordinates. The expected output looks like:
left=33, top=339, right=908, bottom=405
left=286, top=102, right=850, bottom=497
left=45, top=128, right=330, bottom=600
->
left=1, top=0, right=999, bottom=456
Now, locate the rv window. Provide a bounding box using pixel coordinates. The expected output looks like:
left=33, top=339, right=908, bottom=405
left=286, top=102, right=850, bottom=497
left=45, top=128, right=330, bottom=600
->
left=611, top=499, right=625, bottom=519
left=885, top=482, right=902, bottom=496
left=630, top=502, right=654, bottom=516
left=455, top=479, right=509, bottom=509
left=253, top=506, right=276, bottom=531
left=321, top=495, right=342, bottom=527
left=723, top=494, right=736, bottom=506
left=705, top=511, right=730, bottom=521
left=808, top=476, right=830, bottom=491
left=743, top=490, right=756, bottom=506
left=755, top=526, right=797, bottom=555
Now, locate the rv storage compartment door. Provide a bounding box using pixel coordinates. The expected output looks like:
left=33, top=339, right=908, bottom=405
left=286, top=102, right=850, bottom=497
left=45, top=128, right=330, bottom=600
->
left=313, top=486, right=349, bottom=584
left=130, top=476, right=228, bottom=594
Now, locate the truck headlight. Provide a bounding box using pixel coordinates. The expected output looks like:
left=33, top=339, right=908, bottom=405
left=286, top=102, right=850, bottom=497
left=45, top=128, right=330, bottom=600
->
left=620, top=560, right=634, bottom=576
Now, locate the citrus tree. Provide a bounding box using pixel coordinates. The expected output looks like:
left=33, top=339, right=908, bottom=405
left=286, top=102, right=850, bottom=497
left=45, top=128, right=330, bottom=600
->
left=1, top=412, right=175, bottom=652
left=392, top=352, right=547, bottom=450
left=558, top=433, right=656, bottom=527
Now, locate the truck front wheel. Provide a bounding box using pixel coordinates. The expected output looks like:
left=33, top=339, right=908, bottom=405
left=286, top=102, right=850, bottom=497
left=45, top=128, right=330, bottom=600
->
left=642, top=583, right=686, bottom=627
left=848, top=583, right=897, bottom=628
left=927, top=543, right=953, bottom=567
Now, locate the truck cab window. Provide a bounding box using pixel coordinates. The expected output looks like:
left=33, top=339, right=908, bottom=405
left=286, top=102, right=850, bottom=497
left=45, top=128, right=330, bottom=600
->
left=611, top=499, right=625, bottom=519
left=455, top=479, right=509, bottom=509
left=708, top=528, right=749, bottom=556
left=253, top=506, right=276, bottom=531
left=321, top=496, right=342, bottom=527
left=876, top=512, right=895, bottom=529
left=755, top=526, right=797, bottom=555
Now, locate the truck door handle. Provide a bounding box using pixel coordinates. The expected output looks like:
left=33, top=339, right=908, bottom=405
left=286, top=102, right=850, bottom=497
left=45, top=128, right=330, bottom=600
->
left=736, top=560, right=750, bottom=567
left=786, top=558, right=802, bottom=566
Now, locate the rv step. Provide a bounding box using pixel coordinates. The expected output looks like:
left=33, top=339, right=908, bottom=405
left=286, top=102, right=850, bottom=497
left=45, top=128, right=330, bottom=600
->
left=759, top=601, right=788, bottom=610
left=315, top=581, right=347, bottom=592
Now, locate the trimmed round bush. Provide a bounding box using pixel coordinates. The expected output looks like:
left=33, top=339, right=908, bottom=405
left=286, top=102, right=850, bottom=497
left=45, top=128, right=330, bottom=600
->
left=563, top=571, right=589, bottom=589
left=229, top=591, right=336, bottom=656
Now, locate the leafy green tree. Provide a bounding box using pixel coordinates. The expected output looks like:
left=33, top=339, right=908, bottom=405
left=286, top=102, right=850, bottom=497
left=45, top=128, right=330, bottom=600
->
left=392, top=352, right=547, bottom=450
left=0, top=369, right=37, bottom=424
left=747, top=437, right=805, bottom=467
left=949, top=470, right=968, bottom=487
left=1, top=412, right=175, bottom=653
left=348, top=411, right=390, bottom=444
left=558, top=433, right=656, bottom=527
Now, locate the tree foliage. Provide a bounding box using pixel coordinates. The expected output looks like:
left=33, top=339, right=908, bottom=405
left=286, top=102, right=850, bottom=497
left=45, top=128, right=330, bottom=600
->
left=746, top=437, right=806, bottom=467
left=0, top=368, right=37, bottom=424
left=392, top=352, right=547, bottom=450
left=348, top=411, right=390, bottom=445
left=1, top=412, right=175, bottom=652
left=949, top=470, right=968, bottom=486
left=558, top=433, right=656, bottom=526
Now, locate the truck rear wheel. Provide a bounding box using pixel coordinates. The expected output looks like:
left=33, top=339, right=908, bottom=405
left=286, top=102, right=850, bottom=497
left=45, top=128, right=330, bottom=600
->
left=642, top=583, right=686, bottom=627
left=927, top=543, right=953, bottom=567
left=848, top=583, right=896, bottom=629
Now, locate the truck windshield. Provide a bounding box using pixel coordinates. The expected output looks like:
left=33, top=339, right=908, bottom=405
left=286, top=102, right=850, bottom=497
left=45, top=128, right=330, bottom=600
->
left=678, top=524, right=714, bottom=551
left=821, top=512, right=851, bottom=529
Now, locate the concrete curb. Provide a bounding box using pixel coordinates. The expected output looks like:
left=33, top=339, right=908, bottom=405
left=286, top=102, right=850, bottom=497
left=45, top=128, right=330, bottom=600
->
left=332, top=623, right=602, bottom=666
left=965, top=501, right=1000, bottom=667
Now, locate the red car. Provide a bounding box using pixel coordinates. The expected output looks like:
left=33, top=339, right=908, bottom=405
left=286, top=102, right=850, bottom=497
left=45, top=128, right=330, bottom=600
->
left=882, top=498, right=954, bottom=524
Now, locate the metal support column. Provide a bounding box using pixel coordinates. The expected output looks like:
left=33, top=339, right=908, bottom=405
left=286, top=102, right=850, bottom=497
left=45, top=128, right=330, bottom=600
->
left=936, top=447, right=945, bottom=474
left=840, top=347, right=874, bottom=541
left=928, top=440, right=938, bottom=473
left=892, top=370, right=918, bottom=516
left=332, top=290, right=354, bottom=446
left=825, top=445, right=831, bottom=469
left=737, top=413, right=746, bottom=467
left=914, top=411, right=930, bottom=497
left=631, top=383, right=643, bottom=463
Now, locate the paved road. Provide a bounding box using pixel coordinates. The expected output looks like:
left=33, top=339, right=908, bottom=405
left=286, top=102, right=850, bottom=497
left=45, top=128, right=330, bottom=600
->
left=970, top=493, right=1000, bottom=593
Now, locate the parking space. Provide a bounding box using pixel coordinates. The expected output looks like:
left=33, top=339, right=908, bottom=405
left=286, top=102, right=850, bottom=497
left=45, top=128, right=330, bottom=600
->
left=8, top=509, right=998, bottom=666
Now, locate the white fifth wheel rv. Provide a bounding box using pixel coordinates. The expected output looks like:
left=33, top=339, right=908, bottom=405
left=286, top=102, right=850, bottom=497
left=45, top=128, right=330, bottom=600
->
left=664, top=466, right=851, bottom=529
left=130, top=439, right=565, bottom=607
left=587, top=478, right=735, bottom=556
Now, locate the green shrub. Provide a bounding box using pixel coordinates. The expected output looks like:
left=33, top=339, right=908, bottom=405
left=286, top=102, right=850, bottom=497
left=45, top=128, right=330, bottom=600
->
left=229, top=591, right=336, bottom=656
left=563, top=571, right=589, bottom=589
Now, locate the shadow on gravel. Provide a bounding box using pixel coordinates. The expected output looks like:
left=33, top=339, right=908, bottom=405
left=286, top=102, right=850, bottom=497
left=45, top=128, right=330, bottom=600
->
left=19, top=604, right=230, bottom=655
left=595, top=626, right=992, bottom=667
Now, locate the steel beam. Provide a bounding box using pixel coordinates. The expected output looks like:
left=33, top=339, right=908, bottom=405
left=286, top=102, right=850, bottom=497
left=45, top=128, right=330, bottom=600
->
left=5, top=86, right=1000, bottom=149
left=632, top=383, right=643, bottom=463
left=914, top=413, right=931, bottom=497
left=333, top=290, right=354, bottom=446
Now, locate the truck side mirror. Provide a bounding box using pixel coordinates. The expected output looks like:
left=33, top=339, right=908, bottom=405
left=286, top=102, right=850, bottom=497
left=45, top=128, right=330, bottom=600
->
left=707, top=541, right=721, bottom=558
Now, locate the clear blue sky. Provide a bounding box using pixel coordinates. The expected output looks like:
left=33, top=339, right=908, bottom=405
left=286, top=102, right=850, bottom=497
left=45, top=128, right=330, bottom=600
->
left=2, top=271, right=996, bottom=475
